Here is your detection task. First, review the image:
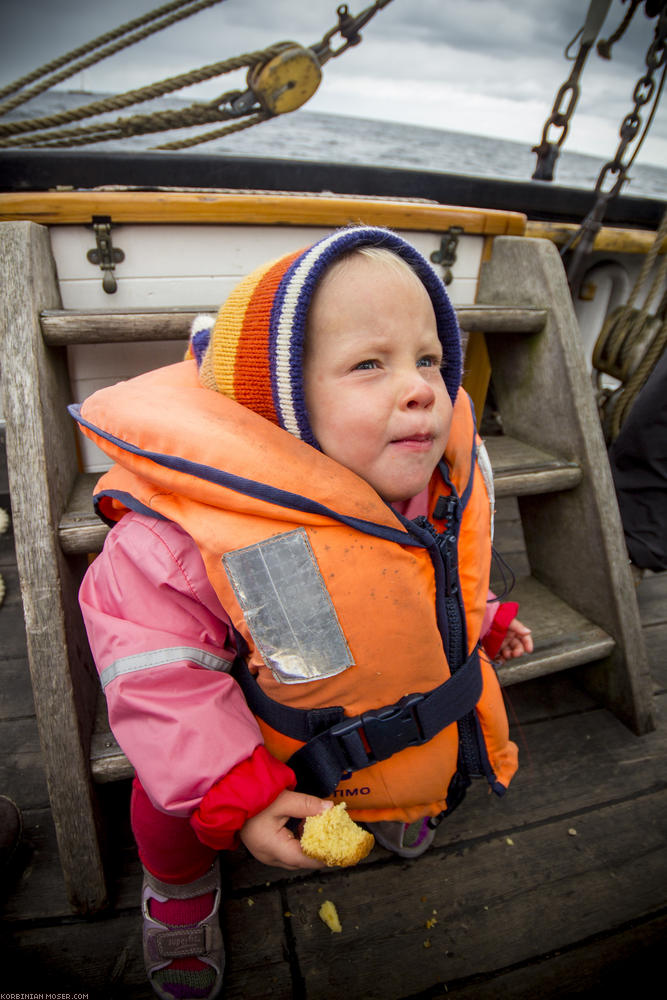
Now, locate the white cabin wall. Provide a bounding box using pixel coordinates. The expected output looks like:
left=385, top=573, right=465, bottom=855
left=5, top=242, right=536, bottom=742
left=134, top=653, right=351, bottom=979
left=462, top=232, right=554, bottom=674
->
left=49, top=224, right=484, bottom=473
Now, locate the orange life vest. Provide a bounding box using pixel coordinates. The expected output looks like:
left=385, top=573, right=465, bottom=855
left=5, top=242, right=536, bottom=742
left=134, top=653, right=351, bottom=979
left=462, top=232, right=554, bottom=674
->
left=74, top=360, right=518, bottom=823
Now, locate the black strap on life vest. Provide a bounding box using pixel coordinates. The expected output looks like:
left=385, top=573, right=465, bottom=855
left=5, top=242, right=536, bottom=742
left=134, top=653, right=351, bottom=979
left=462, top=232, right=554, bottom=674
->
left=232, top=645, right=483, bottom=798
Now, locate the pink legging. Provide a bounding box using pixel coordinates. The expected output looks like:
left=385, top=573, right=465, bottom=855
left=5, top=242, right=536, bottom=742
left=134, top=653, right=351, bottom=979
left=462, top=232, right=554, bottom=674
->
left=131, top=777, right=217, bottom=884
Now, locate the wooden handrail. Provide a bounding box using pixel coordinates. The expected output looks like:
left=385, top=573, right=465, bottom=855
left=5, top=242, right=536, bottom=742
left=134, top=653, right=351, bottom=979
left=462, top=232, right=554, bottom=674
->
left=41, top=304, right=547, bottom=345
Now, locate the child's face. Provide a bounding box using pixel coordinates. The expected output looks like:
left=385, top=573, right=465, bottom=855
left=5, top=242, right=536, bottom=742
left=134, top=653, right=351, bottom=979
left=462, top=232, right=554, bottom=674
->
left=304, top=254, right=454, bottom=503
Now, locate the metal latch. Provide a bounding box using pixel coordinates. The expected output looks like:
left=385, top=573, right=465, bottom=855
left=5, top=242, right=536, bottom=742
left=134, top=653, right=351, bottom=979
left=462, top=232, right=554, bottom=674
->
left=87, top=216, right=125, bottom=294
left=430, top=226, right=463, bottom=285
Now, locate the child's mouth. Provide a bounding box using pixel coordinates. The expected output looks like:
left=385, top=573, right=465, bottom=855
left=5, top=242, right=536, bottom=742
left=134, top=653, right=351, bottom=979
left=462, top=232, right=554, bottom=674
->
left=391, top=433, right=434, bottom=450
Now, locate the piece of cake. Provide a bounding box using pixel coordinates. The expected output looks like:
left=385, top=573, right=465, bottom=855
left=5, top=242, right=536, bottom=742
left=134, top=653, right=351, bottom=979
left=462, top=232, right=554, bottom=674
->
left=318, top=899, right=342, bottom=932
left=300, top=802, right=375, bottom=867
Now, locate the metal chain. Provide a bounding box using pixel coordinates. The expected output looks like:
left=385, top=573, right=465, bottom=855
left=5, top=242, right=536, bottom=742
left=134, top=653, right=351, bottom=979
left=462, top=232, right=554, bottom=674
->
left=597, top=0, right=642, bottom=59
left=532, top=0, right=614, bottom=180
left=531, top=44, right=593, bottom=180
left=311, top=1, right=394, bottom=65
left=564, top=8, right=667, bottom=292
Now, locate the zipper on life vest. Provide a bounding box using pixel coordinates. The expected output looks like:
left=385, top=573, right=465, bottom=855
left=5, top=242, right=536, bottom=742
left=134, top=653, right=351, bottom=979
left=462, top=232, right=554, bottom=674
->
left=413, top=505, right=484, bottom=778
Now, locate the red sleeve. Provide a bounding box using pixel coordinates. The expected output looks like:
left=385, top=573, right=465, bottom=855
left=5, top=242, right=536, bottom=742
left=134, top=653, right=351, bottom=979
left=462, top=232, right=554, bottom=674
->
left=190, top=745, right=296, bottom=850
left=481, top=601, right=519, bottom=660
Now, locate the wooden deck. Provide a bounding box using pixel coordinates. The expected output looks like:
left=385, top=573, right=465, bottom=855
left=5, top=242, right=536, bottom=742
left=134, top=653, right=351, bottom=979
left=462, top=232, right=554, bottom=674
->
left=1, top=427, right=666, bottom=998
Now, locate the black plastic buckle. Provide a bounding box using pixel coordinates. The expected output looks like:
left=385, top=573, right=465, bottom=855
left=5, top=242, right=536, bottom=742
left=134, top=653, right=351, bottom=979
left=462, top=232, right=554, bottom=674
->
left=330, top=692, right=426, bottom=771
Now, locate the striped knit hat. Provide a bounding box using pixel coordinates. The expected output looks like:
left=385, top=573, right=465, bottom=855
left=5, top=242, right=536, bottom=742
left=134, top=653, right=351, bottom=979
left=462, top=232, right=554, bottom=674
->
left=190, top=226, right=462, bottom=447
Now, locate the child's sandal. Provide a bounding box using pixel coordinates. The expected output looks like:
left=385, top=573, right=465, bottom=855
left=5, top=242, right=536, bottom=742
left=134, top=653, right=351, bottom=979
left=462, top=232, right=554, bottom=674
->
left=365, top=817, right=436, bottom=858
left=142, top=859, right=224, bottom=1000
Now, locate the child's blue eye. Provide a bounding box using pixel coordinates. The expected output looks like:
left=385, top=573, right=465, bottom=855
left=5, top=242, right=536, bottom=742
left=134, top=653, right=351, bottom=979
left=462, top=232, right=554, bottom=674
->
left=355, top=359, right=378, bottom=370
left=417, top=356, right=442, bottom=369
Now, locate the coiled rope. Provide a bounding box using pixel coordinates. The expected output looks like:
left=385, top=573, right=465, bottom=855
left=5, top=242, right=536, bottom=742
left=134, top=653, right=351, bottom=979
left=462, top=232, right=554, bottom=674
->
left=593, top=209, right=667, bottom=441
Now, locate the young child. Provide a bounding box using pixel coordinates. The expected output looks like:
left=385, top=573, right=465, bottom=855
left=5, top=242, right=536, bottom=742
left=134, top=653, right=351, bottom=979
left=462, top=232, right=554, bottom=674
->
left=75, top=226, right=532, bottom=1000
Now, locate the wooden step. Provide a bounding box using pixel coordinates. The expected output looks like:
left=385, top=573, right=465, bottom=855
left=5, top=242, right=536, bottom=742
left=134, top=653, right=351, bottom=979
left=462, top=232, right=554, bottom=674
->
left=90, top=690, right=132, bottom=783
left=59, top=437, right=581, bottom=556
left=41, top=305, right=548, bottom=345
left=495, top=575, right=615, bottom=686
left=89, top=573, right=614, bottom=783
left=59, top=473, right=108, bottom=555
left=484, top=435, right=582, bottom=496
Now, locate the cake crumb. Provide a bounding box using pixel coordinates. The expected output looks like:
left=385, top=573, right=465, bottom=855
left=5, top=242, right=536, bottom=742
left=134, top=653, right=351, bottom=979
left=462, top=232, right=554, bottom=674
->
left=318, top=899, right=342, bottom=933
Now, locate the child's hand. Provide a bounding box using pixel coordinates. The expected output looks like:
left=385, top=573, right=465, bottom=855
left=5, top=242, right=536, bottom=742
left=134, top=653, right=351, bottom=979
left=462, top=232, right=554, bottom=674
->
left=497, top=617, right=533, bottom=661
left=240, top=789, right=333, bottom=870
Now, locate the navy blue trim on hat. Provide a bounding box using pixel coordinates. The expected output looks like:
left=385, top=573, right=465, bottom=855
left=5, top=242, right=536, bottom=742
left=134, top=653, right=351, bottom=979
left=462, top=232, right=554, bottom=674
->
left=268, top=226, right=463, bottom=447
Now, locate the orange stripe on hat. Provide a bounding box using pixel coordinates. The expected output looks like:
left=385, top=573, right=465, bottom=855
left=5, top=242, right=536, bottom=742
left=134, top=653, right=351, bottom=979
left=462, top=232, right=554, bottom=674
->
left=233, top=250, right=303, bottom=422
left=208, top=256, right=278, bottom=401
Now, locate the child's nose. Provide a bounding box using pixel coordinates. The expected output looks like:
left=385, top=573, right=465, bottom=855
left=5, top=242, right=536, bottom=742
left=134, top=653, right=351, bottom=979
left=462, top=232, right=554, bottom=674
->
left=401, top=371, right=436, bottom=409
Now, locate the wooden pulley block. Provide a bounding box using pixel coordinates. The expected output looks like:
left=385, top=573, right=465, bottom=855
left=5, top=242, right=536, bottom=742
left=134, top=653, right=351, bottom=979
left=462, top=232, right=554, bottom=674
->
left=248, top=45, right=322, bottom=115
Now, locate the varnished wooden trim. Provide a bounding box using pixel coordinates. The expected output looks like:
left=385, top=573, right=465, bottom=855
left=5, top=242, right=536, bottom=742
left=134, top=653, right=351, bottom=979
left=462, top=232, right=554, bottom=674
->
left=526, top=220, right=666, bottom=255
left=0, top=190, right=526, bottom=234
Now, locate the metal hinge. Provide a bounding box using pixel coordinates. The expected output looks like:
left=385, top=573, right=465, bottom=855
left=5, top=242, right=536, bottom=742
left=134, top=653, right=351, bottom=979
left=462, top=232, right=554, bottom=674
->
left=430, top=226, right=463, bottom=285
left=87, top=216, right=125, bottom=294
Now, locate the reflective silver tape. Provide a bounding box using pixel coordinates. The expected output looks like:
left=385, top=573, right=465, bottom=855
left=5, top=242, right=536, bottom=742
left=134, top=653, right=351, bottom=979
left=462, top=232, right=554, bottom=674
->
left=100, top=646, right=232, bottom=689
left=222, top=528, right=354, bottom=685
left=476, top=439, right=496, bottom=542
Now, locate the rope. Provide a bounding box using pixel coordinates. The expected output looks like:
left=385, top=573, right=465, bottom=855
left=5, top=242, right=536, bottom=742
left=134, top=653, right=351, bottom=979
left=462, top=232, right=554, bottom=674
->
left=0, top=92, right=263, bottom=148
left=0, top=43, right=289, bottom=149
left=0, top=0, right=227, bottom=116
left=594, top=209, right=667, bottom=441
left=0, top=0, right=395, bottom=150
left=608, top=312, right=667, bottom=440
left=156, top=112, right=270, bottom=149
left=0, top=42, right=287, bottom=142
left=601, top=208, right=667, bottom=361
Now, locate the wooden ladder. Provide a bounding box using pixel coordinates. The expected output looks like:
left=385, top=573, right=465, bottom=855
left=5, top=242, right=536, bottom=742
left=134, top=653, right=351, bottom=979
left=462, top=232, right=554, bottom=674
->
left=0, top=222, right=654, bottom=914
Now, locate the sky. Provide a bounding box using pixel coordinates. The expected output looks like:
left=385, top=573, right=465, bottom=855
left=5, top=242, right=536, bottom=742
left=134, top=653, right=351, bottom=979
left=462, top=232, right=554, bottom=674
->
left=1, top=0, right=666, bottom=168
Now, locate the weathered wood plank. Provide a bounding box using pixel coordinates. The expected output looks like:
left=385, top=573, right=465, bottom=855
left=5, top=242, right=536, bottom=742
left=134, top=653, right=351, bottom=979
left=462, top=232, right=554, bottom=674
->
left=478, top=236, right=654, bottom=734
left=41, top=308, right=207, bottom=345
left=284, top=791, right=667, bottom=1000
left=436, top=912, right=666, bottom=998
left=0, top=221, right=108, bottom=912
left=0, top=657, right=35, bottom=720
left=4, top=890, right=293, bottom=999
left=0, top=566, right=30, bottom=659
left=40, top=305, right=547, bottom=345
left=485, top=435, right=581, bottom=496
left=1, top=807, right=71, bottom=922
left=49, top=303, right=542, bottom=346
left=495, top=575, right=614, bottom=685
left=0, top=717, right=48, bottom=807
left=227, top=691, right=667, bottom=891
left=59, top=473, right=108, bottom=555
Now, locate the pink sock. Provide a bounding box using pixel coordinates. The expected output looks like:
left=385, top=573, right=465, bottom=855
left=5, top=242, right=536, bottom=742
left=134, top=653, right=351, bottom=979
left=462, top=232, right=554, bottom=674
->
left=149, top=890, right=217, bottom=998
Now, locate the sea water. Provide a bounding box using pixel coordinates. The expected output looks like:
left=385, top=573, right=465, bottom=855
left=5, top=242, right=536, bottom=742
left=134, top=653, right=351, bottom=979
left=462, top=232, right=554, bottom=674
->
left=2, top=90, right=665, bottom=199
